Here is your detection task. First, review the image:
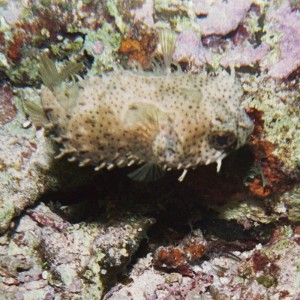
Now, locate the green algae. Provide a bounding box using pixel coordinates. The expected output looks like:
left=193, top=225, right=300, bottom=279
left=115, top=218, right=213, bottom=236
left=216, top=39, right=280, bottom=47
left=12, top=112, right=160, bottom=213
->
left=256, top=274, right=276, bottom=288
left=282, top=184, right=300, bottom=222
left=210, top=183, right=300, bottom=225
left=0, top=198, right=15, bottom=232
left=242, top=73, right=300, bottom=176
left=107, top=0, right=128, bottom=34
left=209, top=198, right=276, bottom=224
left=263, top=226, right=293, bottom=256
left=154, top=0, right=200, bottom=33
left=83, top=23, right=122, bottom=74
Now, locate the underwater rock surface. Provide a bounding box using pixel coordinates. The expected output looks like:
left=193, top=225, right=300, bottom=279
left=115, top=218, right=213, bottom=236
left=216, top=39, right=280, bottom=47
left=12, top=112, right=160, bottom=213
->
left=0, top=0, right=300, bottom=299
left=0, top=97, right=53, bottom=233
left=104, top=226, right=300, bottom=299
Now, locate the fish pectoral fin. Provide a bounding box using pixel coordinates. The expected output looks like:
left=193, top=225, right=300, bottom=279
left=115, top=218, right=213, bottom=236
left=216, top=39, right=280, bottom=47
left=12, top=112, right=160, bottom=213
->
left=125, top=102, right=159, bottom=126
left=179, top=87, right=203, bottom=102
left=128, top=163, right=165, bottom=182
left=124, top=102, right=170, bottom=140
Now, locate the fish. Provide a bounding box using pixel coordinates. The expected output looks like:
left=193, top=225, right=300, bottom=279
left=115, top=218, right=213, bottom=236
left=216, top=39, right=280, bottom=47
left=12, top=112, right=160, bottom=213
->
left=27, top=30, right=253, bottom=182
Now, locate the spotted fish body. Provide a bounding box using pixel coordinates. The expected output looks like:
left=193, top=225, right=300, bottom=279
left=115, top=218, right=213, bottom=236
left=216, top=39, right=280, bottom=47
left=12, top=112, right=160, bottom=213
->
left=35, top=30, right=253, bottom=181
left=39, top=59, right=253, bottom=181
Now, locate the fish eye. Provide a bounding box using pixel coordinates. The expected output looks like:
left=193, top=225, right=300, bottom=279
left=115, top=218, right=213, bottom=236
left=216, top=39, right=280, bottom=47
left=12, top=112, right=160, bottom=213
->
left=209, top=131, right=237, bottom=150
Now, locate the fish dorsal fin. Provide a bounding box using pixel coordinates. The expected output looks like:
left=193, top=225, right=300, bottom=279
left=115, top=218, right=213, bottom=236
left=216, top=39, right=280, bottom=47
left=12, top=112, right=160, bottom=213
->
left=59, top=61, right=83, bottom=83
left=39, top=55, right=83, bottom=92
left=124, top=102, right=168, bottom=140
left=158, top=29, right=177, bottom=71
left=128, top=163, right=165, bottom=182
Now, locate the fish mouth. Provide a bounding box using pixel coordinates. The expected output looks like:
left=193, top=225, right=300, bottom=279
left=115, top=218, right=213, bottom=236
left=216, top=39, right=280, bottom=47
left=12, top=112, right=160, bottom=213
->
left=203, top=151, right=226, bottom=166
left=176, top=151, right=228, bottom=182
left=162, top=150, right=227, bottom=172
left=215, top=152, right=228, bottom=173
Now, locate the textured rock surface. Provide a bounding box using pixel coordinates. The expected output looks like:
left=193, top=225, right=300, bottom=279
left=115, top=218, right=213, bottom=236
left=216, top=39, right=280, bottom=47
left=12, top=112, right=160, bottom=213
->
left=0, top=202, right=154, bottom=299
left=0, top=87, right=95, bottom=234
left=0, top=97, right=53, bottom=233
left=105, top=226, right=300, bottom=299
left=170, top=0, right=300, bottom=79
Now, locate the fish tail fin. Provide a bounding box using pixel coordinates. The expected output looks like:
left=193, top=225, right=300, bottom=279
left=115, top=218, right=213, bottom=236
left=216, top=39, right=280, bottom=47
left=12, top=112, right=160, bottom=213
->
left=39, top=55, right=83, bottom=91
left=39, top=56, right=61, bottom=91
left=24, top=100, right=49, bottom=127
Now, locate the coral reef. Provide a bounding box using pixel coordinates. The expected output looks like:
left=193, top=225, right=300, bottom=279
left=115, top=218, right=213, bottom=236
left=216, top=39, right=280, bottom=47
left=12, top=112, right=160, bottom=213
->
left=262, top=0, right=300, bottom=78
left=242, top=73, right=300, bottom=196
left=0, top=202, right=153, bottom=299
left=164, top=0, right=300, bottom=79
left=194, top=0, right=253, bottom=36
left=0, top=0, right=300, bottom=298
left=105, top=226, right=300, bottom=299
left=0, top=85, right=97, bottom=233
left=153, top=229, right=208, bottom=276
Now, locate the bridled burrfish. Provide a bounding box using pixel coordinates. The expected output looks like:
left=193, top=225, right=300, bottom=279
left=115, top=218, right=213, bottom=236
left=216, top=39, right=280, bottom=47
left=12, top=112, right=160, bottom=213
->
left=29, top=30, right=253, bottom=182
